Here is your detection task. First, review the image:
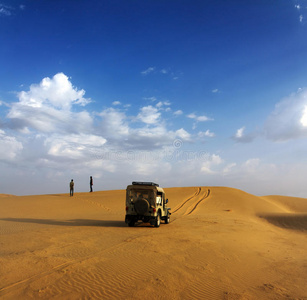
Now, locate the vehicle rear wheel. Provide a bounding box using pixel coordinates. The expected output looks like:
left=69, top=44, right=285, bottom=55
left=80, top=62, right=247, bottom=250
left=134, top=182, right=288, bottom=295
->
left=155, top=212, right=161, bottom=227
left=165, top=212, right=170, bottom=224
left=128, top=220, right=135, bottom=227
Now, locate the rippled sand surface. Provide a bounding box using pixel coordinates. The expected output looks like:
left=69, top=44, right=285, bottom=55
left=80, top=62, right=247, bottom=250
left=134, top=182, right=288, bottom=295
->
left=1, top=187, right=307, bottom=299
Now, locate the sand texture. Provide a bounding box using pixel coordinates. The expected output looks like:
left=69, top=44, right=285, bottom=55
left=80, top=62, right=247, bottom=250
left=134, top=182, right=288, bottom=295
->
left=0, top=186, right=307, bottom=299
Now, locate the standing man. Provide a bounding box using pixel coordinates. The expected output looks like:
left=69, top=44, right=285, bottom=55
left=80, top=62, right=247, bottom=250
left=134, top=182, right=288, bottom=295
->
left=90, top=176, right=93, bottom=192
left=70, top=179, right=74, bottom=196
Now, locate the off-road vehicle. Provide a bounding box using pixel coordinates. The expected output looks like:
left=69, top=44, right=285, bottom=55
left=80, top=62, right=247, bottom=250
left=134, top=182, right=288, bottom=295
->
left=125, top=182, right=171, bottom=227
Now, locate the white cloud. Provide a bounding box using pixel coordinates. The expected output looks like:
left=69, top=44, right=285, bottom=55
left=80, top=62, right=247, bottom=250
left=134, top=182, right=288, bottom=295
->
left=156, top=101, right=171, bottom=108
left=187, top=113, right=196, bottom=119
left=6, top=72, right=291, bottom=196
left=137, top=105, right=160, bottom=124
left=112, top=101, right=121, bottom=106
left=141, top=67, right=155, bottom=75
left=295, top=4, right=301, bottom=10
left=187, top=113, right=213, bottom=122
left=243, top=158, right=260, bottom=172
left=45, top=133, right=106, bottom=159
left=0, top=100, right=10, bottom=107
left=175, top=128, right=191, bottom=141
left=198, top=129, right=215, bottom=138
left=212, top=154, right=223, bottom=165
left=97, top=106, right=191, bottom=150
left=119, top=124, right=192, bottom=151
left=8, top=103, right=92, bottom=134
left=141, top=67, right=181, bottom=80
left=0, top=4, right=12, bottom=16
left=223, top=163, right=236, bottom=174
left=198, top=116, right=210, bottom=121
left=201, top=154, right=223, bottom=174
left=264, top=87, right=307, bottom=141
left=156, top=102, right=163, bottom=108
left=125, top=127, right=169, bottom=150
left=235, top=126, right=245, bottom=138
left=99, top=108, right=129, bottom=138
left=18, top=73, right=89, bottom=109
left=212, top=89, right=219, bottom=93
left=7, top=73, right=92, bottom=134
left=174, top=110, right=183, bottom=116
left=300, top=105, right=307, bottom=126
left=143, top=97, right=157, bottom=102
left=293, top=4, right=304, bottom=23
left=0, top=130, right=23, bottom=160
left=232, top=126, right=255, bottom=143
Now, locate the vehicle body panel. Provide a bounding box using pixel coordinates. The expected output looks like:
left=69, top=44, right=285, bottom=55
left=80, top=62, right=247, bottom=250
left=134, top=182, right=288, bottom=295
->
left=125, top=182, right=170, bottom=227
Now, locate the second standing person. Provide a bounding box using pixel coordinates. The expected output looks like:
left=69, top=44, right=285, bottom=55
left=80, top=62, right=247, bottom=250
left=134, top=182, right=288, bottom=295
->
left=90, top=176, right=93, bottom=192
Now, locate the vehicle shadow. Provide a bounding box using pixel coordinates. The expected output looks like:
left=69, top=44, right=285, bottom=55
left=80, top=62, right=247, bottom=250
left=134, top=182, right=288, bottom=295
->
left=0, top=218, right=126, bottom=227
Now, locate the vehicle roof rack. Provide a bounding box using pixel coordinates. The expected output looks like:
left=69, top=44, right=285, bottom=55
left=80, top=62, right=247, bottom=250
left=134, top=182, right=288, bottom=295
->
left=132, top=181, right=159, bottom=187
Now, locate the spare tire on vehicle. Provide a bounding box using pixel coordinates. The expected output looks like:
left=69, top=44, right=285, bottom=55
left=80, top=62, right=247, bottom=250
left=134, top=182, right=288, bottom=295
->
left=134, top=199, right=149, bottom=214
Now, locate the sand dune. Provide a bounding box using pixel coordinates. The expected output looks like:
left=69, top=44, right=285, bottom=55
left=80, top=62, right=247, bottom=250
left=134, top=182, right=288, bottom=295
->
left=0, top=186, right=307, bottom=299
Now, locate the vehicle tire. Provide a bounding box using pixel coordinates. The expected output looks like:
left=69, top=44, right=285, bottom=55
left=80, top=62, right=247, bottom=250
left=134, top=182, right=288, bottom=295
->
left=134, top=199, right=149, bottom=214
left=165, top=212, right=170, bottom=224
left=155, top=212, right=161, bottom=227
left=128, top=220, right=135, bottom=227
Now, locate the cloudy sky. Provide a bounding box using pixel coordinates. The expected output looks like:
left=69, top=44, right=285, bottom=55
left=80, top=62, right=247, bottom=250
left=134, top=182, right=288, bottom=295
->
left=1, top=1, right=307, bottom=196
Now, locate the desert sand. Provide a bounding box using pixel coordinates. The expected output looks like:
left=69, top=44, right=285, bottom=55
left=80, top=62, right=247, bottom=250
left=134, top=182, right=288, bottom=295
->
left=0, top=186, right=307, bottom=299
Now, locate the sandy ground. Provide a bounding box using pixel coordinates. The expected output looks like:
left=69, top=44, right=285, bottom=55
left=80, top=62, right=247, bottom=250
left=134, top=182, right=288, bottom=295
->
left=0, top=186, right=307, bottom=300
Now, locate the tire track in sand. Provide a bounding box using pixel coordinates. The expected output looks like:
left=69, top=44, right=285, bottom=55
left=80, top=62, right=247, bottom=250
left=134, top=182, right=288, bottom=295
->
left=172, top=187, right=201, bottom=214
left=185, top=188, right=211, bottom=215
left=172, top=187, right=210, bottom=221
left=74, top=193, right=110, bottom=211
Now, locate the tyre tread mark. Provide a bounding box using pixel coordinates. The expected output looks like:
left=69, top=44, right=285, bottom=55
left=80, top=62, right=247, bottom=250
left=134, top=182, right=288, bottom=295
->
left=187, top=189, right=211, bottom=215
left=172, top=187, right=201, bottom=214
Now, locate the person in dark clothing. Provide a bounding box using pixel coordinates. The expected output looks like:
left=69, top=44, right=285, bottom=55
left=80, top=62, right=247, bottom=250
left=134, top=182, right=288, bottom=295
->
left=90, top=176, right=93, bottom=192
left=70, top=179, right=74, bottom=196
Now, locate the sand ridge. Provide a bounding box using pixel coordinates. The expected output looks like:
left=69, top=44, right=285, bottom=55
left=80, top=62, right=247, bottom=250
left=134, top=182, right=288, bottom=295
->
left=0, top=186, right=307, bottom=299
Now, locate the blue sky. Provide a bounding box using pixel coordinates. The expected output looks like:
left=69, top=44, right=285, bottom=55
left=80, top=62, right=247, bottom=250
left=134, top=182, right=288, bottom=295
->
left=1, top=0, right=307, bottom=196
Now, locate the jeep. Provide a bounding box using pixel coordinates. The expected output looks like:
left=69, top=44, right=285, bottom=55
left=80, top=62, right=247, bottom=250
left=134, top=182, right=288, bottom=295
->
left=125, top=182, right=171, bottom=227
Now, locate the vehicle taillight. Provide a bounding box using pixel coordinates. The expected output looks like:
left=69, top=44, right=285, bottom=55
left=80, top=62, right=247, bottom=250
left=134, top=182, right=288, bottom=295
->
left=153, top=208, right=156, bottom=213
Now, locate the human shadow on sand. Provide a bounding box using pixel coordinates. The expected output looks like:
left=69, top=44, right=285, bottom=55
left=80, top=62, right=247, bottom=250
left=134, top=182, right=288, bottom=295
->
left=0, top=218, right=126, bottom=227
